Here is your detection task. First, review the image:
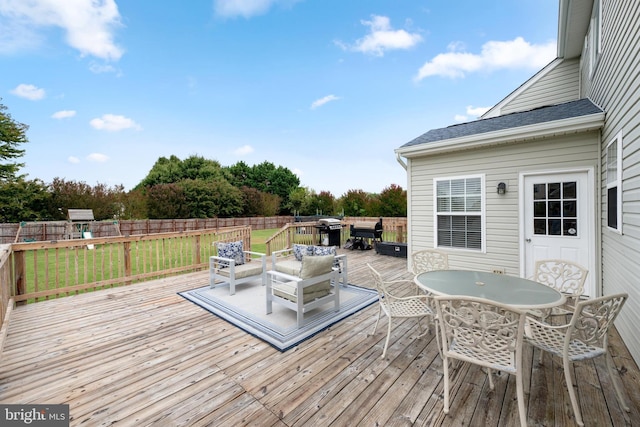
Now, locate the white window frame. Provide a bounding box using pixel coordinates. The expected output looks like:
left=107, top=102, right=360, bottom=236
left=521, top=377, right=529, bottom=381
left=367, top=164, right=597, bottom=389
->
left=606, top=131, right=622, bottom=234
left=433, top=174, right=486, bottom=252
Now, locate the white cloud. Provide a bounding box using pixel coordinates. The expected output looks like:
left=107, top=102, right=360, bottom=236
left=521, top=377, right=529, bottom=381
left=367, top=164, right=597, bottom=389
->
left=311, top=94, right=340, bottom=109
left=234, top=145, right=254, bottom=156
left=213, top=0, right=295, bottom=18
left=87, top=152, right=109, bottom=162
left=67, top=156, right=80, bottom=164
left=415, top=37, right=556, bottom=80
left=52, top=110, right=76, bottom=119
left=337, top=15, right=422, bottom=57
left=466, top=105, right=490, bottom=117
left=10, top=83, right=45, bottom=100
left=90, top=114, right=141, bottom=132
left=89, top=62, right=118, bottom=74
left=454, top=105, right=491, bottom=122
left=0, top=0, right=124, bottom=61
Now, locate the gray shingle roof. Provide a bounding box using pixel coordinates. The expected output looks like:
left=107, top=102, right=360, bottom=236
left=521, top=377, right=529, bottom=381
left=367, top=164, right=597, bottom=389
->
left=401, top=98, right=603, bottom=148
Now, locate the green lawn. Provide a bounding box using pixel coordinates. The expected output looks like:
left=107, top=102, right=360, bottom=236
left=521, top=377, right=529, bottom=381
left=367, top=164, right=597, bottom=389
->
left=251, top=228, right=279, bottom=254
left=19, top=228, right=279, bottom=301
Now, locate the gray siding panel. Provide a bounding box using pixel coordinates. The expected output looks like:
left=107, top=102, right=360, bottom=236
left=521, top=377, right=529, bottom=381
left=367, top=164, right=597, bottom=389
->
left=583, top=0, right=640, bottom=365
left=407, top=133, right=599, bottom=276
left=500, top=59, right=580, bottom=114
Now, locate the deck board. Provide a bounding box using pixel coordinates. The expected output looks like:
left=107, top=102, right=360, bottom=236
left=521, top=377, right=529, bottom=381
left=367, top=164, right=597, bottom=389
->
left=1, top=249, right=639, bottom=426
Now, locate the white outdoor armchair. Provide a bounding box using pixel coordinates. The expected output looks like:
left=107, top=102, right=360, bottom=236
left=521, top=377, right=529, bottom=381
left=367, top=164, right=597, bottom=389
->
left=266, top=254, right=340, bottom=328
left=367, top=263, right=436, bottom=359
left=271, top=244, right=348, bottom=286
left=209, top=241, right=266, bottom=295
left=525, top=293, right=629, bottom=427
left=435, top=295, right=528, bottom=427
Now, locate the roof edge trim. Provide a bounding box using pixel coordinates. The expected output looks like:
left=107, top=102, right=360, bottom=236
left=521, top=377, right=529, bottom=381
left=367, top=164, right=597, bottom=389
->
left=395, top=112, right=604, bottom=158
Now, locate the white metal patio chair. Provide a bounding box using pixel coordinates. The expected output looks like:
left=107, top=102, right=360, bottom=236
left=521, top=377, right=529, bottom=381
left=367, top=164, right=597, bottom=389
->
left=525, top=293, right=629, bottom=427
left=530, top=259, right=588, bottom=320
left=411, top=249, right=449, bottom=275
left=410, top=249, right=449, bottom=353
left=367, top=263, right=436, bottom=359
left=435, top=295, right=528, bottom=427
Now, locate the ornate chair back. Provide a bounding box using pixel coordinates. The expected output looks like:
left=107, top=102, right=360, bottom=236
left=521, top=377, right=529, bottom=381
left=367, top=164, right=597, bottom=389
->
left=411, top=249, right=449, bottom=275
left=435, top=295, right=527, bottom=427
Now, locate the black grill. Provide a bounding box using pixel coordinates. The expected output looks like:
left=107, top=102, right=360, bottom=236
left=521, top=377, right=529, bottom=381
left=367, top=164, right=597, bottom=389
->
left=348, top=218, right=383, bottom=250
left=316, top=218, right=342, bottom=246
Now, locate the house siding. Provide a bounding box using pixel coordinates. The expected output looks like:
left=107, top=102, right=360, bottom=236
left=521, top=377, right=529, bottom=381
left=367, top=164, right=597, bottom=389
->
left=500, top=59, right=581, bottom=115
left=483, top=59, right=581, bottom=118
left=407, top=132, right=599, bottom=275
left=581, top=0, right=640, bottom=364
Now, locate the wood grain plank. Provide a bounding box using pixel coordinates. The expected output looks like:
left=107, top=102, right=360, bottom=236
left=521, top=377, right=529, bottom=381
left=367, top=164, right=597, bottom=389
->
left=0, top=249, right=638, bottom=426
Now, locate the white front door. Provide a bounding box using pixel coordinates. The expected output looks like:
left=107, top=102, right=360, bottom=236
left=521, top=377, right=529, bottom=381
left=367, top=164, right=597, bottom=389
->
left=522, top=170, right=595, bottom=296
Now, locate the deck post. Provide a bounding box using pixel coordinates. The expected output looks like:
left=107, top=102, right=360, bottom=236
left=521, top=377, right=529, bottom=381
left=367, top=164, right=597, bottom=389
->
left=13, top=250, right=26, bottom=306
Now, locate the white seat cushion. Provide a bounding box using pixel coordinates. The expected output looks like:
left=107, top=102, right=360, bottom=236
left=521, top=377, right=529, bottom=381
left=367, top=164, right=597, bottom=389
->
left=216, top=262, right=263, bottom=279
left=272, top=255, right=334, bottom=303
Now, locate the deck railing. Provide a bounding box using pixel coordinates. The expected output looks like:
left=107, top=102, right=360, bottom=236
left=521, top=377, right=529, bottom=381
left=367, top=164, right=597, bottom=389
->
left=265, top=222, right=320, bottom=254
left=265, top=217, right=407, bottom=254
left=1, top=226, right=252, bottom=314
left=0, top=244, right=12, bottom=352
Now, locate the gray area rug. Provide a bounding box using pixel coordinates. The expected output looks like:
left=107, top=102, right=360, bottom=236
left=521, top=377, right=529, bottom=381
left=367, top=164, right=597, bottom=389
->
left=179, top=279, right=378, bottom=351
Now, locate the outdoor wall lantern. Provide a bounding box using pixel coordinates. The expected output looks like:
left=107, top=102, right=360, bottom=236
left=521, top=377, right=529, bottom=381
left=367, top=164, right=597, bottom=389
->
left=497, top=182, right=507, bottom=195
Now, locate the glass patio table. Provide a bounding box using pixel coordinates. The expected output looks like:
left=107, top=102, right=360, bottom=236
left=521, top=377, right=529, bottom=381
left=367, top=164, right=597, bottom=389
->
left=414, top=270, right=566, bottom=310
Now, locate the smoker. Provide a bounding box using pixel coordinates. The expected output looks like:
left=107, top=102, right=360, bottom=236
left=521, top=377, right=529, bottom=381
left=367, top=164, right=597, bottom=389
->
left=316, top=218, right=343, bottom=246
left=348, top=218, right=383, bottom=250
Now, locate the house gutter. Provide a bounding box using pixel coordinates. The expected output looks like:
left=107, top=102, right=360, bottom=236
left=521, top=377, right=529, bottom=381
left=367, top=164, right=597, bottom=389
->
left=394, top=112, right=604, bottom=159
left=395, top=152, right=407, bottom=170
left=557, top=0, right=570, bottom=57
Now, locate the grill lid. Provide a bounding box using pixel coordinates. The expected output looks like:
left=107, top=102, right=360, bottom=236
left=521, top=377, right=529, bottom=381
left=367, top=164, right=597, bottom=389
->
left=318, top=218, right=342, bottom=227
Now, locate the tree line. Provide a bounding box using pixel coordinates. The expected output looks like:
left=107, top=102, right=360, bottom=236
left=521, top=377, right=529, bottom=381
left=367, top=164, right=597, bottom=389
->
left=1, top=100, right=407, bottom=223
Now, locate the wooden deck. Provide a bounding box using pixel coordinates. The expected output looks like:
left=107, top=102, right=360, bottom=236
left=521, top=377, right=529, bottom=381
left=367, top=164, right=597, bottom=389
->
left=1, top=249, right=639, bottom=426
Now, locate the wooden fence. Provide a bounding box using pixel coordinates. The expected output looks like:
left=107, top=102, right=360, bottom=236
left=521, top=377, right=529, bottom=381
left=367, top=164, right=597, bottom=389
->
left=1, top=217, right=294, bottom=244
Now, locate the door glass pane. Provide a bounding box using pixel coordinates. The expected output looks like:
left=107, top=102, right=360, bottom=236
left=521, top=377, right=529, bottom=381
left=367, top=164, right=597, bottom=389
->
left=548, top=219, right=561, bottom=235
left=563, top=201, right=576, bottom=217
left=563, top=182, right=576, bottom=198
left=563, top=219, right=578, bottom=236
left=548, top=201, right=561, bottom=217
left=531, top=180, right=578, bottom=237
left=534, top=219, right=546, bottom=234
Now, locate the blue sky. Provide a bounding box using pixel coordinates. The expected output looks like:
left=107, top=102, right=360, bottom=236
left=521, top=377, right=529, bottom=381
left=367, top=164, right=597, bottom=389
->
left=1, top=0, right=558, bottom=197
